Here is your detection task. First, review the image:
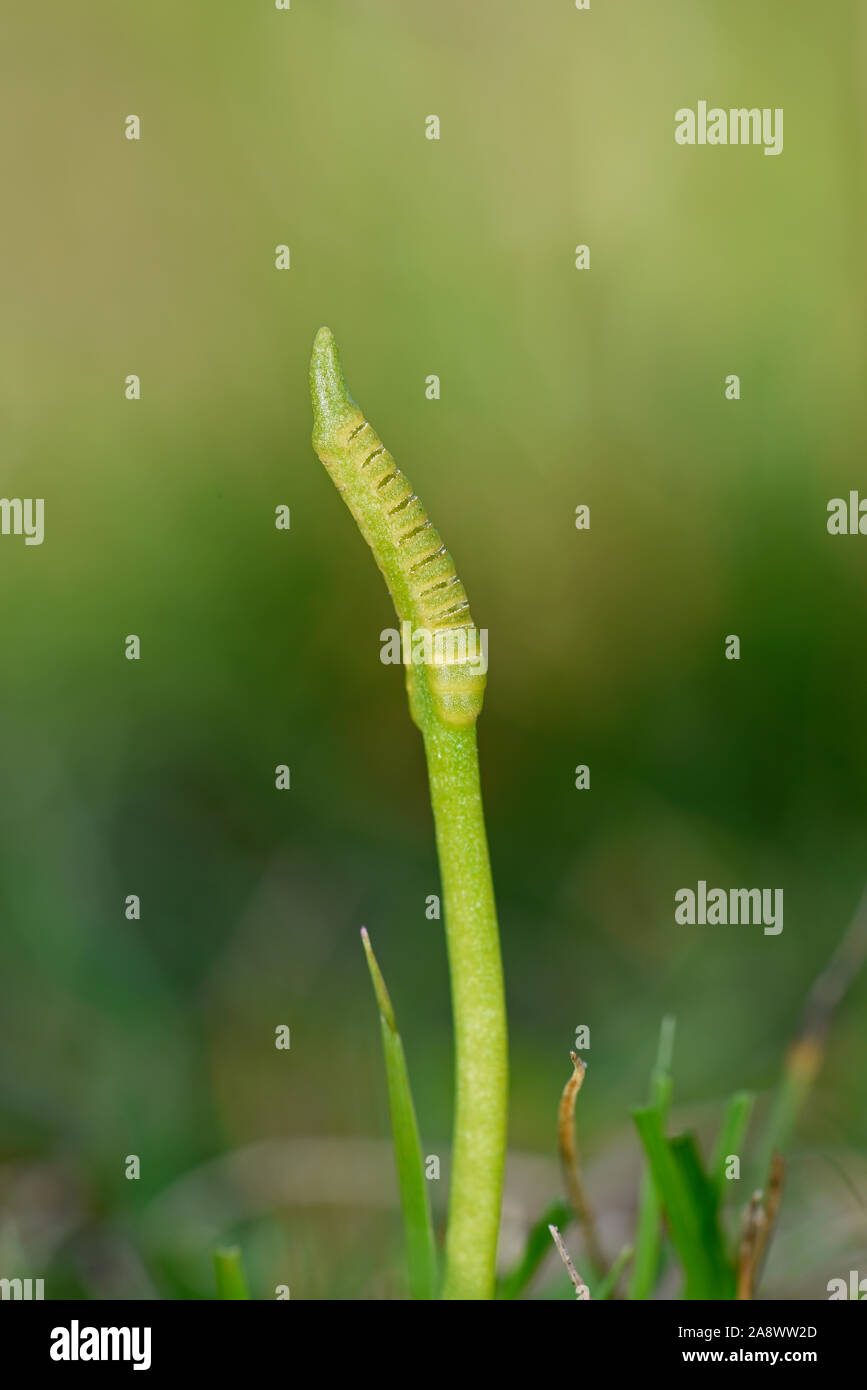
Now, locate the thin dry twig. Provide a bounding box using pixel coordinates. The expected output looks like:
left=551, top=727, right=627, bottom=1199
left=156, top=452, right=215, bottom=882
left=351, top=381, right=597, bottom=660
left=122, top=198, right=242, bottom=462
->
left=736, top=1191, right=766, bottom=1300
left=736, top=1154, right=785, bottom=1300
left=755, top=888, right=867, bottom=1184
left=548, top=1224, right=591, bottom=1299
left=787, top=886, right=867, bottom=1089
left=751, top=1152, right=785, bottom=1287
left=558, top=1052, right=608, bottom=1275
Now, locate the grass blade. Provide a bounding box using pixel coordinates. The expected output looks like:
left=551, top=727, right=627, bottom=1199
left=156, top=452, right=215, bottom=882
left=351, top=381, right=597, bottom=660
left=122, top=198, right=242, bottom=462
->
left=670, top=1134, right=735, bottom=1298
left=593, top=1244, right=634, bottom=1301
left=628, top=1016, right=675, bottom=1300
left=361, top=927, right=438, bottom=1300
left=213, top=1246, right=250, bottom=1300
left=497, top=1199, right=572, bottom=1300
left=710, top=1090, right=755, bottom=1202
left=632, top=1107, right=733, bottom=1299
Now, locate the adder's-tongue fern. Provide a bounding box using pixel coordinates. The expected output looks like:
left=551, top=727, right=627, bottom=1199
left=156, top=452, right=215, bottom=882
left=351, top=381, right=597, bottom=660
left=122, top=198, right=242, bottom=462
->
left=310, top=327, right=507, bottom=1300
left=310, top=326, right=486, bottom=732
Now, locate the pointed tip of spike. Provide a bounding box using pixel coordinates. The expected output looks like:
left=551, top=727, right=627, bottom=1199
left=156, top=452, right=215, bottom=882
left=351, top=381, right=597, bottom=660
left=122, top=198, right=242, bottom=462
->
left=310, top=326, right=359, bottom=454
left=312, top=325, right=337, bottom=372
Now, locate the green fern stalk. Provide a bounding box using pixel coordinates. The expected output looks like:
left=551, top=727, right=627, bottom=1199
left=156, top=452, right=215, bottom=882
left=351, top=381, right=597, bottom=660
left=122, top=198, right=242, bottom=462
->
left=310, top=328, right=508, bottom=1299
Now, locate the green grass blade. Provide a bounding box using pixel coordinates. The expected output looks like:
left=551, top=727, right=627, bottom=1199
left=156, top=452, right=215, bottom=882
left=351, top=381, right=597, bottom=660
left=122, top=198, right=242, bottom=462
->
left=632, top=1107, right=733, bottom=1299
left=496, top=1199, right=572, bottom=1300
left=361, top=928, right=438, bottom=1300
left=628, top=1016, right=675, bottom=1300
left=592, top=1244, right=634, bottom=1300
left=710, top=1090, right=755, bottom=1202
left=629, top=1159, right=665, bottom=1302
left=213, top=1246, right=250, bottom=1300
left=669, top=1134, right=735, bottom=1298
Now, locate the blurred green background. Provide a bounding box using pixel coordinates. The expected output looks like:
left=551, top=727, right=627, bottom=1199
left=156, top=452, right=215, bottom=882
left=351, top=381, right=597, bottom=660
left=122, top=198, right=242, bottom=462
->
left=1, top=0, right=866, bottom=1299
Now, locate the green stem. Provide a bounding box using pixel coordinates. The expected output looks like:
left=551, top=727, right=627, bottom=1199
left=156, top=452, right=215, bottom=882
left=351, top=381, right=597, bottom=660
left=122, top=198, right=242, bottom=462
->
left=423, top=719, right=508, bottom=1300
left=308, top=327, right=508, bottom=1299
